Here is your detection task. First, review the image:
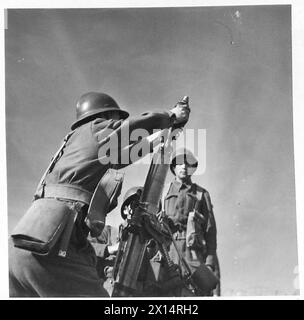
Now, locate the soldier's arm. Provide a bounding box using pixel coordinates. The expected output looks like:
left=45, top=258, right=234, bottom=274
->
left=213, top=253, right=221, bottom=296
left=92, top=111, right=175, bottom=142
left=92, top=100, right=190, bottom=145
left=122, top=100, right=190, bottom=135
left=91, top=112, right=177, bottom=168
left=127, top=111, right=176, bottom=134
left=204, top=191, right=218, bottom=270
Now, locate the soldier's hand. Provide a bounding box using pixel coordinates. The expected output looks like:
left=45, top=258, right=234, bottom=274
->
left=104, top=266, right=114, bottom=278
left=107, top=242, right=119, bottom=255
left=170, top=102, right=190, bottom=125
left=162, top=215, right=178, bottom=233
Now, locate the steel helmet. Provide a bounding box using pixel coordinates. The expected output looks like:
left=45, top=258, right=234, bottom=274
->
left=71, top=92, right=129, bottom=130
left=120, top=186, right=143, bottom=220
left=170, top=148, right=198, bottom=175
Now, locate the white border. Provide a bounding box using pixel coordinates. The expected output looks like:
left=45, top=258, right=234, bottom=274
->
left=1, top=0, right=303, bottom=300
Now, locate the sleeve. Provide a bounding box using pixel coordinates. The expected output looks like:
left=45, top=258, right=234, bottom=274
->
left=212, top=254, right=221, bottom=296
left=126, top=111, right=175, bottom=135
left=92, top=111, right=175, bottom=142
left=204, top=191, right=217, bottom=257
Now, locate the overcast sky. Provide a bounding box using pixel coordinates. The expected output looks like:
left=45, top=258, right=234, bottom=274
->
left=5, top=6, right=298, bottom=296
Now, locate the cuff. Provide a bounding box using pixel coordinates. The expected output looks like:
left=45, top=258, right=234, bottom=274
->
left=166, top=110, right=176, bottom=125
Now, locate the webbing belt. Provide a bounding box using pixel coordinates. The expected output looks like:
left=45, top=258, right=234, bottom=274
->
left=43, top=184, right=93, bottom=205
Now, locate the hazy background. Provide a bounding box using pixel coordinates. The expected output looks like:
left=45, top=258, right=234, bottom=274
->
left=5, top=6, right=298, bottom=296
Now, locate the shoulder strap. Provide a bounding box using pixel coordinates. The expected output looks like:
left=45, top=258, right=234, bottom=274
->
left=34, top=131, right=75, bottom=200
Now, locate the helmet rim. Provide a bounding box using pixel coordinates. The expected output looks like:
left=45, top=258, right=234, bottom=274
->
left=170, top=149, right=198, bottom=175
left=71, top=92, right=130, bottom=130
left=71, top=107, right=129, bottom=130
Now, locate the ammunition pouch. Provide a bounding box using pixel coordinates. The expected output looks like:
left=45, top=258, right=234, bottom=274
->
left=187, top=261, right=219, bottom=294
left=11, top=198, right=79, bottom=256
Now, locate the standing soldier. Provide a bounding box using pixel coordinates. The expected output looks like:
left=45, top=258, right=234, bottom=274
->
left=9, top=91, right=190, bottom=297
left=160, top=148, right=219, bottom=296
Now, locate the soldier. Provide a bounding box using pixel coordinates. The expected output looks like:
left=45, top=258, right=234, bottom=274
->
left=120, top=186, right=143, bottom=222
left=119, top=187, right=162, bottom=297
left=90, top=186, right=161, bottom=297
left=88, top=225, right=119, bottom=296
left=115, top=186, right=162, bottom=297
left=160, top=148, right=219, bottom=296
left=9, top=91, right=190, bottom=297
left=88, top=187, right=143, bottom=296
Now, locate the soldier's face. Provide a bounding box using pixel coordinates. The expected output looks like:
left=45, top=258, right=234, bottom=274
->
left=122, top=204, right=133, bottom=221
left=123, top=197, right=138, bottom=220
left=175, top=163, right=188, bottom=179
left=174, top=163, right=194, bottom=179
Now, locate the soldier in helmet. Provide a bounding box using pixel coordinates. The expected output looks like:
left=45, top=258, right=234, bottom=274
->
left=160, top=148, right=219, bottom=296
left=90, top=186, right=160, bottom=296
left=117, top=186, right=162, bottom=296
left=120, top=186, right=143, bottom=222
left=9, top=92, right=190, bottom=297
left=88, top=186, right=143, bottom=296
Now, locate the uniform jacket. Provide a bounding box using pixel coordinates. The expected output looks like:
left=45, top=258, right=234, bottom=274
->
left=44, top=111, right=174, bottom=196
left=9, top=111, right=175, bottom=297
left=42, top=111, right=175, bottom=250
left=163, top=179, right=217, bottom=265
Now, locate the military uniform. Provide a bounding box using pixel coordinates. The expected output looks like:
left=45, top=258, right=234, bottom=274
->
left=9, top=92, right=177, bottom=297
left=88, top=225, right=117, bottom=296
left=161, top=179, right=217, bottom=296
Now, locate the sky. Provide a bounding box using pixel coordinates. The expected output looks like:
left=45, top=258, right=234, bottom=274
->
left=4, top=5, right=299, bottom=296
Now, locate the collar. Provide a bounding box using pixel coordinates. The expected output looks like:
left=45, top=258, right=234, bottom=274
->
left=173, top=178, right=193, bottom=190
left=166, top=179, right=196, bottom=198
